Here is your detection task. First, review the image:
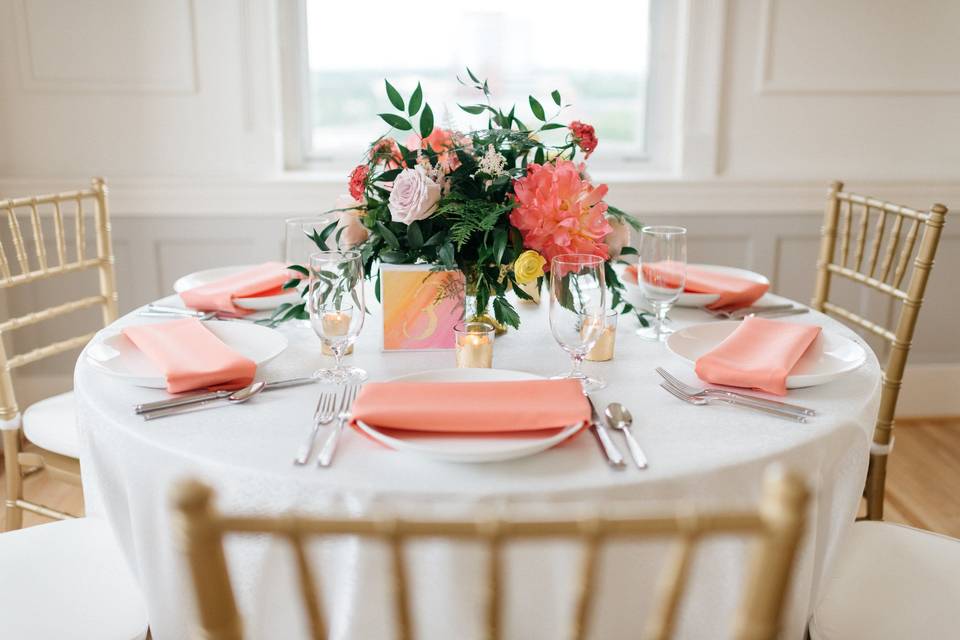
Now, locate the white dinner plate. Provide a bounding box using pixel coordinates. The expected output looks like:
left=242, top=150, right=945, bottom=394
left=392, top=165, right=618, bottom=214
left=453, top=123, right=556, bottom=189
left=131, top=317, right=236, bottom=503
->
left=355, top=368, right=585, bottom=463
left=622, top=263, right=770, bottom=309
left=173, top=265, right=301, bottom=311
left=665, top=321, right=866, bottom=388
left=85, top=321, right=289, bottom=388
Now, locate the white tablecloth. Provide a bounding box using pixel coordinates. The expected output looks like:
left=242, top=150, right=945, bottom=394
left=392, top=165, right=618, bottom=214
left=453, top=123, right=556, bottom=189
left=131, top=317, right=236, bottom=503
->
left=75, top=293, right=880, bottom=639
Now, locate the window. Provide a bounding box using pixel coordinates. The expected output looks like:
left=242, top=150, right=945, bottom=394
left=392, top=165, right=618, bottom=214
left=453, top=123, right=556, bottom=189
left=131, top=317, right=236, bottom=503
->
left=282, top=0, right=680, bottom=173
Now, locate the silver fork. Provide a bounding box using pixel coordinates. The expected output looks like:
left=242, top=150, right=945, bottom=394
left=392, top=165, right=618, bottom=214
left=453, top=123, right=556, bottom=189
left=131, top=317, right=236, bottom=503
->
left=317, top=384, right=360, bottom=468
left=655, top=367, right=816, bottom=417
left=704, top=303, right=794, bottom=319
left=293, top=390, right=339, bottom=465
left=659, top=383, right=808, bottom=423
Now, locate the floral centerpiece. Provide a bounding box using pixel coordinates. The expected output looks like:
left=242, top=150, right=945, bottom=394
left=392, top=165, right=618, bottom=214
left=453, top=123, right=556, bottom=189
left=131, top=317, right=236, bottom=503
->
left=272, top=69, right=642, bottom=330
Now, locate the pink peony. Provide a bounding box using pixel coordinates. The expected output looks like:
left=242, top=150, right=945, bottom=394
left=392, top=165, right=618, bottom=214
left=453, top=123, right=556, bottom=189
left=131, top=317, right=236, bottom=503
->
left=510, top=160, right=613, bottom=268
left=569, top=121, right=598, bottom=158
left=406, top=128, right=461, bottom=172
left=348, top=165, right=369, bottom=200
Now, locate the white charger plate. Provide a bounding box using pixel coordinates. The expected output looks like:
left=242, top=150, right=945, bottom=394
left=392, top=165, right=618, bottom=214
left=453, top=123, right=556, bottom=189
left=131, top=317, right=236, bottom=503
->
left=355, top=368, right=585, bottom=463
left=623, top=263, right=770, bottom=308
left=665, top=321, right=866, bottom=388
left=173, top=265, right=301, bottom=311
left=85, top=321, right=289, bottom=388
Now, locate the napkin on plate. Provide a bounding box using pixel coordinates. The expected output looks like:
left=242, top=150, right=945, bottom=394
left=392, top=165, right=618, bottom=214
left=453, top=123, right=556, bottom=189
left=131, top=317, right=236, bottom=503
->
left=179, top=262, right=293, bottom=314
left=625, top=264, right=769, bottom=310
left=694, top=316, right=821, bottom=396
left=122, top=318, right=256, bottom=393
left=351, top=378, right=590, bottom=434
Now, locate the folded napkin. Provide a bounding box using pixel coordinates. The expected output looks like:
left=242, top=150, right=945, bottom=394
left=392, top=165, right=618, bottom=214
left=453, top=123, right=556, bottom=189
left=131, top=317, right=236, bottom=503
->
left=625, top=264, right=769, bottom=310
left=351, top=379, right=590, bottom=434
left=694, top=316, right=821, bottom=396
left=179, top=262, right=293, bottom=314
left=122, top=318, right=256, bottom=393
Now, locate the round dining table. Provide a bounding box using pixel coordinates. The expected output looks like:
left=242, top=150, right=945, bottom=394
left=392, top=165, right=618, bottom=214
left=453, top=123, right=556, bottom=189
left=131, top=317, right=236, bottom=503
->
left=75, top=290, right=880, bottom=640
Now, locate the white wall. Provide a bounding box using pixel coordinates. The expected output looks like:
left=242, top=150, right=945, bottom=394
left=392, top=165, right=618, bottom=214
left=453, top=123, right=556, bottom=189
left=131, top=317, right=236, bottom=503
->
left=0, top=0, right=958, bottom=413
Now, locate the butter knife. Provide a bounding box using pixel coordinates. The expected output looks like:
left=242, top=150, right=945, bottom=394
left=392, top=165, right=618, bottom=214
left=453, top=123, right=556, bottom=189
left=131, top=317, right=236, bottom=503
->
left=586, top=394, right=625, bottom=468
left=134, top=376, right=318, bottom=414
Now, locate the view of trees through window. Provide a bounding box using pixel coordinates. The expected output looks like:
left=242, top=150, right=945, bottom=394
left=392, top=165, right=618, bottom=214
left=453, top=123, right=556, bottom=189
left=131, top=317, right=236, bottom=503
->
left=305, top=0, right=651, bottom=164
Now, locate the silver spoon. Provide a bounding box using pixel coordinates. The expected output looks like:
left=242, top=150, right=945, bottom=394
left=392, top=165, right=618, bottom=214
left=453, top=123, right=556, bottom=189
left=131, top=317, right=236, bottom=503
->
left=604, top=403, right=648, bottom=469
left=142, top=381, right=266, bottom=420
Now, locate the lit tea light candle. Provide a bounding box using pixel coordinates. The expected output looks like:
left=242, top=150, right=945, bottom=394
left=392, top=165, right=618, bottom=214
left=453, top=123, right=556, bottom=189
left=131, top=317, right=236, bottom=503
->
left=585, top=311, right=618, bottom=362
left=455, top=321, right=495, bottom=368
left=321, top=310, right=353, bottom=355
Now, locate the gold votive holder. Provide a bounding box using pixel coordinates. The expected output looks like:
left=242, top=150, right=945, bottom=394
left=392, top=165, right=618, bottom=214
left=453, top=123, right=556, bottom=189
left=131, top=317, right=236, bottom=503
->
left=585, top=311, right=618, bottom=362
left=321, top=310, right=353, bottom=356
left=454, top=321, right=495, bottom=368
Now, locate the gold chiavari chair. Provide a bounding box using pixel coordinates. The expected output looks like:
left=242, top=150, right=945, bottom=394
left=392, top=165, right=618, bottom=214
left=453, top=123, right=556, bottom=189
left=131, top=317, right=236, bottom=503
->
left=808, top=182, right=959, bottom=640
left=173, top=469, right=809, bottom=640
left=0, top=178, right=119, bottom=529
left=0, top=179, right=148, bottom=639
left=811, top=181, right=948, bottom=521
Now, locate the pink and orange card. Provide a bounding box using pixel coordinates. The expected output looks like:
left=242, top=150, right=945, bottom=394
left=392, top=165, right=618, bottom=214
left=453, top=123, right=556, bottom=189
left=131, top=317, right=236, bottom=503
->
left=380, top=265, right=465, bottom=351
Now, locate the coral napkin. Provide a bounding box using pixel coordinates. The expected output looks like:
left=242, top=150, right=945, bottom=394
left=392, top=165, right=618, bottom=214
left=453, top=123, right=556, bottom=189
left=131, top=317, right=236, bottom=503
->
left=179, top=262, right=293, bottom=314
left=625, top=264, right=769, bottom=310
left=351, top=379, right=590, bottom=433
left=122, top=318, right=256, bottom=393
left=694, top=316, right=821, bottom=396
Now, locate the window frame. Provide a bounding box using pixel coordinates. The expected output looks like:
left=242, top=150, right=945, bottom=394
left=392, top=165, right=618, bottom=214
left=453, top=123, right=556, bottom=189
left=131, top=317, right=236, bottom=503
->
left=279, top=0, right=684, bottom=177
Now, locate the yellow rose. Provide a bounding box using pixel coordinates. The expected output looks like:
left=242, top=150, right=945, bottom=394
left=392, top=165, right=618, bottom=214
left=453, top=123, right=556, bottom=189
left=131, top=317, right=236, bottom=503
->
left=514, top=250, right=546, bottom=285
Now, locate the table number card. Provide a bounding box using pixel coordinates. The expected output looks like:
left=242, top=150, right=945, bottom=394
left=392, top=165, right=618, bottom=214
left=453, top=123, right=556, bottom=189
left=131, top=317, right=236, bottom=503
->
left=380, top=265, right=465, bottom=351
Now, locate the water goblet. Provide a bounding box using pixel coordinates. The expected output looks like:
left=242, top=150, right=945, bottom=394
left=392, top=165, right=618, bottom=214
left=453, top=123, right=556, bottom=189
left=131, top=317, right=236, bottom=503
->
left=307, top=250, right=367, bottom=383
left=548, top=253, right=607, bottom=391
left=636, top=226, right=687, bottom=341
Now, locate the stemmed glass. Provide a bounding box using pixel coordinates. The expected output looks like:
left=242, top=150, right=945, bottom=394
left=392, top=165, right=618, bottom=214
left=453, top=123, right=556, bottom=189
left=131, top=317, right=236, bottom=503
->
left=636, top=225, right=687, bottom=341
left=307, top=251, right=367, bottom=383
left=549, top=254, right=607, bottom=391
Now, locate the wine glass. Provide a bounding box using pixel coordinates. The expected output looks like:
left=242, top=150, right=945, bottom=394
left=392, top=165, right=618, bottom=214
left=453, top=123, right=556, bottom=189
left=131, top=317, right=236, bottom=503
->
left=307, top=251, right=367, bottom=383
left=549, top=254, right=607, bottom=391
left=636, top=226, right=687, bottom=341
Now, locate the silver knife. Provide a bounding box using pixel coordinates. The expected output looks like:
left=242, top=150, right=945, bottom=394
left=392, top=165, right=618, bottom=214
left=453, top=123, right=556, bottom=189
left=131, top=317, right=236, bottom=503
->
left=134, top=376, right=318, bottom=414
left=586, top=394, right=625, bottom=468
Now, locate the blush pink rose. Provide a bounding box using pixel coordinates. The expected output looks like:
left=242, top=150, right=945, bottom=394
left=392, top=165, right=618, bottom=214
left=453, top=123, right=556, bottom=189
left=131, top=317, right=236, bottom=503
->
left=388, top=166, right=442, bottom=225
left=604, top=218, right=631, bottom=258
left=334, top=195, right=369, bottom=248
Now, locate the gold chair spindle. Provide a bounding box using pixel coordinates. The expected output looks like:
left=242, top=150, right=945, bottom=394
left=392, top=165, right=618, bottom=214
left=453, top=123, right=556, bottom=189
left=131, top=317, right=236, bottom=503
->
left=52, top=199, right=67, bottom=267
left=289, top=531, right=327, bottom=640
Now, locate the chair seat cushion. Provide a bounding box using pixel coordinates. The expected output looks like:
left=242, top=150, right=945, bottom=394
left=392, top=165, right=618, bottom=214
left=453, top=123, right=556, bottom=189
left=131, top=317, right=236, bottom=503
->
left=0, top=518, right=148, bottom=640
left=810, top=521, right=960, bottom=640
left=23, top=391, right=79, bottom=458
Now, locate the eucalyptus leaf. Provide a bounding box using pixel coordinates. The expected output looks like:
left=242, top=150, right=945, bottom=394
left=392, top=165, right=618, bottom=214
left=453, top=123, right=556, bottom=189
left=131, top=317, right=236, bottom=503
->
left=408, top=83, right=422, bottom=115
left=376, top=222, right=400, bottom=250
left=287, top=264, right=309, bottom=276
left=459, top=104, right=485, bottom=115
left=317, top=221, right=338, bottom=248
left=540, top=123, right=566, bottom=131
left=378, top=113, right=412, bottom=131
left=466, top=67, right=480, bottom=84
left=281, top=277, right=301, bottom=290
left=419, top=104, right=434, bottom=138
left=384, top=79, right=404, bottom=111
left=529, top=96, right=546, bottom=121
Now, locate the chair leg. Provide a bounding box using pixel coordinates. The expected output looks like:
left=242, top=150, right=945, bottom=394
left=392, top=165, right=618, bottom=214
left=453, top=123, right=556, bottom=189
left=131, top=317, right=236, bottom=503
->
left=864, top=453, right=887, bottom=521
left=2, top=429, right=24, bottom=530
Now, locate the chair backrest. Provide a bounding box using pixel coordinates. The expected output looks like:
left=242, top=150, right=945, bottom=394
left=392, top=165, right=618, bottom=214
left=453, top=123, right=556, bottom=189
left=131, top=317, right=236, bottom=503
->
left=811, top=181, right=948, bottom=519
left=0, top=177, right=119, bottom=423
left=173, top=470, right=809, bottom=640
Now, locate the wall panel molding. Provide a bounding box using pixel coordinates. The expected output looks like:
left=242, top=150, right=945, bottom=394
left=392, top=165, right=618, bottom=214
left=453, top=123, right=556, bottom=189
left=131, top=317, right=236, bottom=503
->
left=13, top=0, right=199, bottom=94
left=755, top=0, right=960, bottom=96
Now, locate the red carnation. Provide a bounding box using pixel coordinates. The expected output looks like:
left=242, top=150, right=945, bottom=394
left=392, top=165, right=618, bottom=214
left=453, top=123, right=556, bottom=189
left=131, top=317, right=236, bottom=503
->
left=348, top=165, right=369, bottom=200
left=569, top=120, right=598, bottom=158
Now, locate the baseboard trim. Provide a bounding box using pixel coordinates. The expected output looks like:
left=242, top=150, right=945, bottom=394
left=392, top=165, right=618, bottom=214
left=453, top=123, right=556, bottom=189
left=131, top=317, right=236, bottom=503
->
left=898, top=364, right=960, bottom=418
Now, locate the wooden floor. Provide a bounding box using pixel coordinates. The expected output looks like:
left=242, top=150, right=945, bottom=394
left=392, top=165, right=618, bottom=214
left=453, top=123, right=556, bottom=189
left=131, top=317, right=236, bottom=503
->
left=2, top=418, right=960, bottom=536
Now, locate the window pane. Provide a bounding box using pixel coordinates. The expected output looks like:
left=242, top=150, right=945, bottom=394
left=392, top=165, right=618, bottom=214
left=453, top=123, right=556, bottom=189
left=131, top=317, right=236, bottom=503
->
left=305, top=0, right=651, bottom=163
